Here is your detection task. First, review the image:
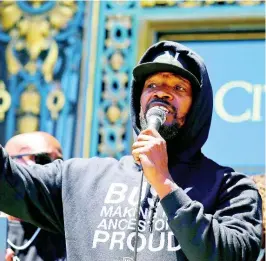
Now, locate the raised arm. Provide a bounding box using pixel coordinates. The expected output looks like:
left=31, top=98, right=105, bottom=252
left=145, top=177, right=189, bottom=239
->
left=0, top=146, right=64, bottom=233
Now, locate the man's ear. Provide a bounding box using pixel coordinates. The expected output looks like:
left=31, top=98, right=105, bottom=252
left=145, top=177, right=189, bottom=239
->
left=178, top=116, right=186, bottom=127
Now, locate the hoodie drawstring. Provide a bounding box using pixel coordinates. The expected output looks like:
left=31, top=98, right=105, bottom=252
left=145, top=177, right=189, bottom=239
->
left=133, top=165, right=160, bottom=260
left=133, top=166, right=144, bottom=261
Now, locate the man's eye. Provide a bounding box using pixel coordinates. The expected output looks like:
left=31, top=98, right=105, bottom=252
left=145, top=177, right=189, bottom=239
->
left=174, top=85, right=185, bottom=91
left=147, top=83, right=157, bottom=89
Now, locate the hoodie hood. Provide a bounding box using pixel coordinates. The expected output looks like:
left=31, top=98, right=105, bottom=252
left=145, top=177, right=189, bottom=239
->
left=130, top=41, right=213, bottom=163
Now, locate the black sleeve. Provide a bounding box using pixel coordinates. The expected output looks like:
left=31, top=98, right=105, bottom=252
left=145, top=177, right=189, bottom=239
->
left=0, top=146, right=64, bottom=233
left=160, top=172, right=263, bottom=261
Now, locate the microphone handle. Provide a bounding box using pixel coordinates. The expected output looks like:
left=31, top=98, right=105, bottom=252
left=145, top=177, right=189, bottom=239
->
left=134, top=113, right=164, bottom=258
left=147, top=116, right=162, bottom=131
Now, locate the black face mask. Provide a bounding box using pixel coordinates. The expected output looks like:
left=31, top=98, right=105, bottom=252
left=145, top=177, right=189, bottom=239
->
left=11, top=152, right=63, bottom=165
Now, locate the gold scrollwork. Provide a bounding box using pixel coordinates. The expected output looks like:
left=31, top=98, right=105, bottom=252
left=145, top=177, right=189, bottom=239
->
left=18, top=85, right=40, bottom=133
left=46, top=89, right=65, bottom=120
left=20, top=85, right=40, bottom=115
left=42, top=40, right=59, bottom=82
left=6, top=42, right=22, bottom=75
left=0, top=1, right=77, bottom=82
left=238, top=0, right=261, bottom=5
left=205, top=0, right=235, bottom=4
left=179, top=1, right=201, bottom=7
left=18, top=115, right=39, bottom=133
left=105, top=16, right=131, bottom=49
left=110, top=52, right=124, bottom=71
left=0, top=81, right=11, bottom=122
left=140, top=0, right=176, bottom=7
left=107, top=105, right=121, bottom=123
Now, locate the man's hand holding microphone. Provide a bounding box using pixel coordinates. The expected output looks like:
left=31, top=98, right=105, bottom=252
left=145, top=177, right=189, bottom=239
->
left=132, top=106, right=178, bottom=199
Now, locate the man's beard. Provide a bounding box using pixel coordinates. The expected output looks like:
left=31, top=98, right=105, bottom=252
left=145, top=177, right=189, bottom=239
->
left=139, top=105, right=181, bottom=142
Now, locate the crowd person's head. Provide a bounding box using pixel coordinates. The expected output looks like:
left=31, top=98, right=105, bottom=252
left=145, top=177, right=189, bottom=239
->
left=5, top=131, right=63, bottom=165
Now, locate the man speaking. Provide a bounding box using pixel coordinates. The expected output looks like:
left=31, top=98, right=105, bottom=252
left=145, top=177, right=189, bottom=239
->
left=0, top=41, right=262, bottom=261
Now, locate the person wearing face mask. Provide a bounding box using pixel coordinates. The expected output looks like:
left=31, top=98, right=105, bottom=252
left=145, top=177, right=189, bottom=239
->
left=0, top=41, right=263, bottom=261
left=2, top=132, right=66, bottom=261
left=251, top=174, right=265, bottom=261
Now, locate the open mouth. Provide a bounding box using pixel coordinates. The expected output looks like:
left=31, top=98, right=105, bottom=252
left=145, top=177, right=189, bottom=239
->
left=147, top=102, right=173, bottom=114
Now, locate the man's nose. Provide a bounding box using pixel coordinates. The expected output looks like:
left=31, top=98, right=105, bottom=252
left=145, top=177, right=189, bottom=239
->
left=154, top=90, right=173, bottom=100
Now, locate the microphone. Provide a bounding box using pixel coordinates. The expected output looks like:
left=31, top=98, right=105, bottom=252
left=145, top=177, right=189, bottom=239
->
left=134, top=107, right=168, bottom=260
left=146, top=106, right=167, bottom=131
left=144, top=106, right=167, bottom=233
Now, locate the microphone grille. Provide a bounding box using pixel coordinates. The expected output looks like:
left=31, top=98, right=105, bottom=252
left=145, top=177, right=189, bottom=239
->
left=146, top=106, right=167, bottom=124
